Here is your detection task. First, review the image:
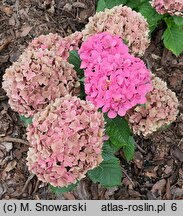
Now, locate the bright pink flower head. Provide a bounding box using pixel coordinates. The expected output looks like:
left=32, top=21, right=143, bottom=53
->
left=79, top=32, right=129, bottom=69
left=79, top=32, right=152, bottom=118
left=2, top=33, right=80, bottom=117
left=26, top=96, right=105, bottom=187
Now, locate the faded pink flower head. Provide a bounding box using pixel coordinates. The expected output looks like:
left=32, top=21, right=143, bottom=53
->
left=65, top=31, right=83, bottom=51
left=79, top=32, right=152, bottom=119
left=28, top=33, right=70, bottom=59
left=2, top=33, right=80, bottom=117
left=26, top=96, right=105, bottom=187
left=128, top=76, right=179, bottom=137
left=82, top=5, right=150, bottom=56
left=151, top=0, right=183, bottom=16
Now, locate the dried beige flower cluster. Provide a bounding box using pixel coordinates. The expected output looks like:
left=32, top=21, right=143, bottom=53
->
left=82, top=5, right=150, bottom=56
left=128, top=76, right=179, bottom=137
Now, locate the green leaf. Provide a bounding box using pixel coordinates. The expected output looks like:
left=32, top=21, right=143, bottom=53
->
left=79, top=83, right=86, bottom=100
left=164, top=16, right=175, bottom=28
left=105, top=0, right=127, bottom=9
left=162, top=25, right=183, bottom=56
left=105, top=116, right=131, bottom=150
left=96, top=0, right=106, bottom=12
left=20, top=115, right=33, bottom=127
left=68, top=50, right=84, bottom=77
left=173, top=16, right=183, bottom=26
left=79, top=77, right=85, bottom=83
left=159, top=122, right=172, bottom=131
left=105, top=115, right=136, bottom=161
left=139, top=1, right=163, bottom=32
left=49, top=182, right=78, bottom=194
left=123, top=136, right=135, bottom=162
left=88, top=157, right=122, bottom=187
left=126, top=0, right=145, bottom=9
left=102, top=141, right=117, bottom=161
left=68, top=50, right=85, bottom=100
left=96, top=0, right=127, bottom=12
left=138, top=103, right=147, bottom=108
left=88, top=140, right=122, bottom=187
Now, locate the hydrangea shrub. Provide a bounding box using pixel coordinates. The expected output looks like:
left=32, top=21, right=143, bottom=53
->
left=79, top=32, right=152, bottom=118
left=27, top=96, right=105, bottom=187
left=2, top=2, right=180, bottom=193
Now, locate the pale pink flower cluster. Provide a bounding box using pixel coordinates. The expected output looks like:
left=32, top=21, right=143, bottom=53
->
left=151, top=0, right=183, bottom=16
left=82, top=5, right=150, bottom=56
left=128, top=76, right=179, bottom=137
left=65, top=31, right=83, bottom=51
left=30, top=32, right=82, bottom=52
left=79, top=32, right=152, bottom=119
left=26, top=96, right=105, bottom=187
left=2, top=33, right=80, bottom=117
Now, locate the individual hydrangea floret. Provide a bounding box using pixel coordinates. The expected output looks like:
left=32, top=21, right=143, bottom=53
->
left=151, top=0, right=183, bottom=16
left=26, top=96, right=105, bottom=187
left=3, top=33, right=80, bottom=117
left=82, top=5, right=150, bottom=56
left=65, top=31, right=83, bottom=51
left=79, top=32, right=152, bottom=119
left=128, top=76, right=179, bottom=137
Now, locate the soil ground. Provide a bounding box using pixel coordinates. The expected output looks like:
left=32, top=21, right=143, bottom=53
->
left=0, top=0, right=182, bottom=200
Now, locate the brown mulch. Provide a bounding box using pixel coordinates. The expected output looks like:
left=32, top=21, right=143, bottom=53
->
left=0, top=0, right=182, bottom=200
